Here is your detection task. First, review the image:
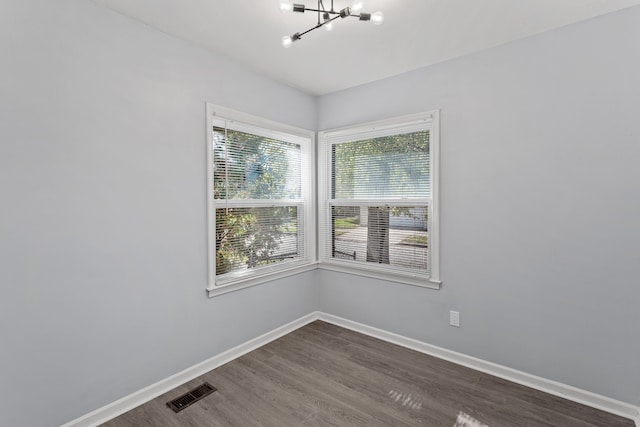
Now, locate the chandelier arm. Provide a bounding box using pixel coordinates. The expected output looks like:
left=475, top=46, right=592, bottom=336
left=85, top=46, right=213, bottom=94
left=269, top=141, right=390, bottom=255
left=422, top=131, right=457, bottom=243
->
left=325, top=14, right=341, bottom=25
left=302, top=8, right=339, bottom=14
left=298, top=13, right=340, bottom=38
left=291, top=2, right=374, bottom=16
left=298, top=23, right=324, bottom=38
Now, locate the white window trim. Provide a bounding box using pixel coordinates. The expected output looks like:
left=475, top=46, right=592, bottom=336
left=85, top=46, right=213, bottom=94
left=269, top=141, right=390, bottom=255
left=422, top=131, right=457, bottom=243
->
left=206, top=103, right=316, bottom=298
left=317, top=110, right=441, bottom=289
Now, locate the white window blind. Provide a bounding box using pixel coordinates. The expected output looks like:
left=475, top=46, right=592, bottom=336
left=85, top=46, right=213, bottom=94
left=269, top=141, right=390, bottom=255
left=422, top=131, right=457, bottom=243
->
left=208, top=110, right=312, bottom=291
left=319, top=112, right=440, bottom=285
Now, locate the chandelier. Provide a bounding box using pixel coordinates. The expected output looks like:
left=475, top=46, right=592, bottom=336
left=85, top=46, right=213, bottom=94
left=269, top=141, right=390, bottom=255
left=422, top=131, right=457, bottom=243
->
left=279, top=1, right=384, bottom=48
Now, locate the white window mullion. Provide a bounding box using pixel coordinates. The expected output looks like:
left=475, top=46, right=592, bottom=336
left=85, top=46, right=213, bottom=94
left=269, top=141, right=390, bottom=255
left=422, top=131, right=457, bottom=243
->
left=216, top=199, right=304, bottom=208
left=329, top=198, right=431, bottom=207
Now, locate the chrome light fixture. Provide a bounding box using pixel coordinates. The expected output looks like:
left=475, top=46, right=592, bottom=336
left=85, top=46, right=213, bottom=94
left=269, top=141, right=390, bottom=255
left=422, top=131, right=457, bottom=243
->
left=280, top=0, right=384, bottom=47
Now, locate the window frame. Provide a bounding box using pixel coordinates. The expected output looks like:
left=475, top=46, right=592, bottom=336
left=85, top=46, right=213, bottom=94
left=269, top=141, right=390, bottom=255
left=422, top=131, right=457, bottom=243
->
left=206, top=103, right=316, bottom=298
left=318, top=111, right=441, bottom=289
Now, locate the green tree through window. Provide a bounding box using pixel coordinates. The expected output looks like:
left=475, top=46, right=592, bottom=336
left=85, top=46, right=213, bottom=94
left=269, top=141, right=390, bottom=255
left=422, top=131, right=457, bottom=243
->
left=213, top=126, right=303, bottom=277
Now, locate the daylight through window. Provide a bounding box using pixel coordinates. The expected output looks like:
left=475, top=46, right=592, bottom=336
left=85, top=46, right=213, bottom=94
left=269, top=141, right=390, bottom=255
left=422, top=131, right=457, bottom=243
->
left=207, top=108, right=313, bottom=292
left=319, top=112, right=440, bottom=285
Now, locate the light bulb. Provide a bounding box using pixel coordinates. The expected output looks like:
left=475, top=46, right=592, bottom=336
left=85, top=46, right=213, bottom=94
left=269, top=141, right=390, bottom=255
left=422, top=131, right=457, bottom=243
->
left=279, top=0, right=292, bottom=13
left=325, top=21, right=333, bottom=31
left=371, top=11, right=384, bottom=25
left=351, top=1, right=364, bottom=13
left=281, top=35, right=293, bottom=48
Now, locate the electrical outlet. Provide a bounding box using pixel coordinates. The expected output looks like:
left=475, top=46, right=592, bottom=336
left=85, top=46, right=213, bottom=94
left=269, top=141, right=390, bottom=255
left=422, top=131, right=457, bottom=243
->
left=449, top=310, right=460, bottom=327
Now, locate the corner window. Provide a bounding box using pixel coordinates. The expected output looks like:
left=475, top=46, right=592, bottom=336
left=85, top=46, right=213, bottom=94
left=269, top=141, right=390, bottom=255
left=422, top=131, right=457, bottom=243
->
left=207, top=105, right=315, bottom=296
left=318, top=112, right=440, bottom=287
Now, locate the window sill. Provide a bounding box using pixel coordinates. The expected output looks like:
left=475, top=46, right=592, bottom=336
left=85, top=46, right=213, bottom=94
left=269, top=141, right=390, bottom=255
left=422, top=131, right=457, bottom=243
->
left=207, top=261, right=440, bottom=298
left=207, top=262, right=318, bottom=298
left=317, top=262, right=441, bottom=290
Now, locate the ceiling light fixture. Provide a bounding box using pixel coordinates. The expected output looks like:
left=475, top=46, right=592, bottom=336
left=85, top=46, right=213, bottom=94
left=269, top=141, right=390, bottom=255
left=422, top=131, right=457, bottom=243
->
left=280, top=0, right=384, bottom=47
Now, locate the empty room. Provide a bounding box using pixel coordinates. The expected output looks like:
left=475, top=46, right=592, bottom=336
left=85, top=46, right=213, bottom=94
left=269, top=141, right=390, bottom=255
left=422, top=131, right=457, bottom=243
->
left=1, top=0, right=639, bottom=426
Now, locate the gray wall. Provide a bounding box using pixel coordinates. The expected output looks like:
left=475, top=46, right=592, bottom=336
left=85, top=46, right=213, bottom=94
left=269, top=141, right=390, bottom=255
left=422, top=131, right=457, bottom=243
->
left=317, top=7, right=640, bottom=406
left=0, top=1, right=317, bottom=426
left=2, top=1, right=639, bottom=425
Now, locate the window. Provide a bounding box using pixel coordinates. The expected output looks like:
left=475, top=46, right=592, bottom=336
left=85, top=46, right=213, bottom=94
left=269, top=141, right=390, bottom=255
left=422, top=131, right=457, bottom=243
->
left=206, top=105, right=315, bottom=296
left=318, top=112, right=440, bottom=287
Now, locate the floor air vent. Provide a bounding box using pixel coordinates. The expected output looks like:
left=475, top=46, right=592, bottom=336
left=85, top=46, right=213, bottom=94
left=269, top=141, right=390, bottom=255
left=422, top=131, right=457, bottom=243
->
left=167, top=382, right=217, bottom=413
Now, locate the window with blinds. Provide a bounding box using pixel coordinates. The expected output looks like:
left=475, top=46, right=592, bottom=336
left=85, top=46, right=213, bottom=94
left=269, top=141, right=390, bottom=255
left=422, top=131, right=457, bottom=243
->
left=319, top=112, right=440, bottom=286
left=207, top=106, right=313, bottom=291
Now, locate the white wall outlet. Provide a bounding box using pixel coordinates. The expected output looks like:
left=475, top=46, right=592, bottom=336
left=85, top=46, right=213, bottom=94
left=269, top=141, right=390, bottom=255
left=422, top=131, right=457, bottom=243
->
left=449, top=310, right=460, bottom=327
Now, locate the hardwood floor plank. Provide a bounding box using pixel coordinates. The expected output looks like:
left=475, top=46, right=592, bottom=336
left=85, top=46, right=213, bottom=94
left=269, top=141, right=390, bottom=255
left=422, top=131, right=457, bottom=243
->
left=102, top=321, right=634, bottom=427
left=269, top=332, right=452, bottom=424
left=252, top=348, right=428, bottom=426
left=242, top=353, right=382, bottom=425
left=477, top=374, right=633, bottom=427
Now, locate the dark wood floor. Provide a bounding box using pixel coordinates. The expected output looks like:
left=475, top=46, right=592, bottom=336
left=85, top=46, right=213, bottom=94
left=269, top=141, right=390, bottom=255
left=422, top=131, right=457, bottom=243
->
left=102, top=321, right=634, bottom=427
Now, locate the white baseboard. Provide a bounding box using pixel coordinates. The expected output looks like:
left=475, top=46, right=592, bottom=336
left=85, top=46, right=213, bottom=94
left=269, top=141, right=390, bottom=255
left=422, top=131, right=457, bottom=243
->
left=60, top=311, right=320, bottom=427
left=62, top=310, right=639, bottom=426
left=317, top=312, right=640, bottom=424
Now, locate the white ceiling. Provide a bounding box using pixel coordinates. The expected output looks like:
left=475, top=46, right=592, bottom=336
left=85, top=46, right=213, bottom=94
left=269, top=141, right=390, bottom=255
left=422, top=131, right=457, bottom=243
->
left=91, top=0, right=640, bottom=95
